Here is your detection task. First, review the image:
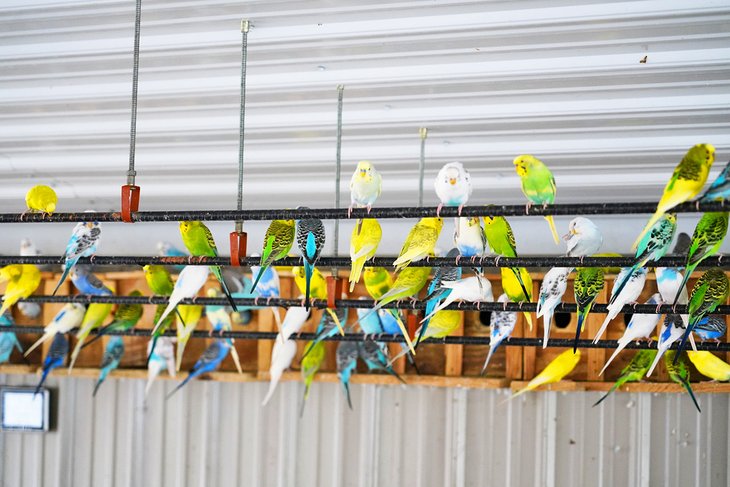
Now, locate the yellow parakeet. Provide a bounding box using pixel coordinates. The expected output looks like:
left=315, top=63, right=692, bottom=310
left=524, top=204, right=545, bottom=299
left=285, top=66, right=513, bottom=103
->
left=68, top=300, right=114, bottom=372
left=392, top=217, right=443, bottom=271
left=687, top=351, right=730, bottom=381
left=25, top=185, right=57, bottom=216
left=363, top=267, right=393, bottom=300
left=511, top=349, right=581, bottom=399
left=349, top=218, right=382, bottom=291
left=500, top=266, right=533, bottom=330
left=176, top=304, right=204, bottom=371
left=0, top=264, right=41, bottom=316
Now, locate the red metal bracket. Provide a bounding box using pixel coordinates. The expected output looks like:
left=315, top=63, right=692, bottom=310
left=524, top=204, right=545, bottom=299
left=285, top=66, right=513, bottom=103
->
left=326, top=275, right=344, bottom=309
left=121, top=185, right=140, bottom=223
left=229, top=231, right=248, bottom=267
left=407, top=312, right=419, bottom=340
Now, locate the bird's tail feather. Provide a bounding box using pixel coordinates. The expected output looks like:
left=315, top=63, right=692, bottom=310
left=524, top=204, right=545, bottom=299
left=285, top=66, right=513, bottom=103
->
left=593, top=382, right=620, bottom=407
left=34, top=369, right=50, bottom=396
left=545, top=216, right=560, bottom=245
left=250, top=264, right=268, bottom=293
left=52, top=262, right=73, bottom=296
left=166, top=374, right=194, bottom=399
left=646, top=349, right=663, bottom=377
left=681, top=378, right=701, bottom=413
left=671, top=265, right=694, bottom=306
left=542, top=310, right=553, bottom=349
left=304, top=262, right=313, bottom=311
left=481, top=344, right=498, bottom=375
left=212, top=266, right=238, bottom=312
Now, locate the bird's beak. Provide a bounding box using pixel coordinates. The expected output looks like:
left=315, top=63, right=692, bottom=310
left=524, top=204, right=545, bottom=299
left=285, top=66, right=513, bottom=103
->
left=562, top=230, right=575, bottom=241
left=449, top=178, right=457, bottom=185
left=360, top=169, right=367, bottom=176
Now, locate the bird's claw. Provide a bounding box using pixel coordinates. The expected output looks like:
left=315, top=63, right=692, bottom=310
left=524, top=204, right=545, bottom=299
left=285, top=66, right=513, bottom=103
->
left=436, top=203, right=443, bottom=217
left=457, top=204, right=464, bottom=216
left=347, top=205, right=353, bottom=218
left=366, top=204, right=372, bottom=214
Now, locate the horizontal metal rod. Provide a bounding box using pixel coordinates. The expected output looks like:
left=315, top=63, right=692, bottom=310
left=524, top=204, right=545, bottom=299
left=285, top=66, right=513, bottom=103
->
left=1, top=200, right=728, bottom=223
left=3, top=325, right=729, bottom=351
left=0, top=254, right=725, bottom=269
left=7, top=294, right=730, bottom=315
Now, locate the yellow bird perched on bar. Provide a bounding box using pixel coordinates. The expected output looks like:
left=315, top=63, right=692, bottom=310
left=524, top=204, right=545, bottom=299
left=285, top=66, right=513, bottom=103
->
left=392, top=217, right=443, bottom=271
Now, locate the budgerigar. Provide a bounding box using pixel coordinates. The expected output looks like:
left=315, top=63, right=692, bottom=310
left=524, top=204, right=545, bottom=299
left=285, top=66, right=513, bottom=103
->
left=143, top=264, right=174, bottom=296
left=511, top=349, right=581, bottom=399
left=413, top=309, right=461, bottom=345
left=71, top=266, right=113, bottom=296
left=93, top=336, right=124, bottom=396
left=573, top=267, right=605, bottom=351
left=175, top=304, right=203, bottom=371
left=261, top=335, right=297, bottom=406
left=672, top=212, right=729, bottom=304
left=35, top=333, right=68, bottom=395
left=392, top=217, right=443, bottom=271
left=146, top=337, right=176, bottom=396
left=362, top=267, right=394, bottom=300
left=594, top=349, right=656, bottom=407
left=482, top=215, right=532, bottom=300
left=296, top=212, right=326, bottom=310
left=157, top=241, right=187, bottom=270
left=536, top=267, right=571, bottom=348
left=292, top=266, right=327, bottom=305
left=647, top=314, right=687, bottom=376
left=564, top=217, right=602, bottom=258
left=349, top=160, right=382, bottom=215
left=300, top=340, right=325, bottom=415
left=0, top=313, right=23, bottom=364
left=434, top=162, right=472, bottom=216
left=52, top=221, right=101, bottom=295
left=633, top=143, right=715, bottom=249
left=0, top=264, right=41, bottom=316
left=594, top=267, right=647, bottom=343
left=249, top=257, right=282, bottom=329
left=336, top=339, right=360, bottom=409
left=422, top=275, right=493, bottom=320
left=25, top=185, right=57, bottom=216
left=599, top=293, right=662, bottom=375
left=280, top=306, right=310, bottom=342
left=481, top=294, right=518, bottom=373
left=687, top=351, right=730, bottom=381
left=513, top=154, right=560, bottom=244
left=665, top=350, right=701, bottom=412
left=251, top=219, right=295, bottom=292
left=357, top=306, right=384, bottom=336
left=179, top=220, right=237, bottom=311
left=359, top=340, right=405, bottom=383
left=167, top=340, right=231, bottom=398
left=152, top=265, right=209, bottom=334
left=83, top=290, right=143, bottom=348
left=68, top=299, right=114, bottom=372
left=454, top=217, right=486, bottom=263
left=205, top=289, right=243, bottom=374
left=421, top=248, right=462, bottom=343
left=700, top=160, right=730, bottom=202
left=19, top=238, right=40, bottom=257
left=349, top=218, right=382, bottom=291
left=694, top=316, right=726, bottom=342
left=656, top=267, right=689, bottom=306
left=500, top=266, right=533, bottom=330
left=301, top=306, right=349, bottom=358
left=24, top=303, right=85, bottom=356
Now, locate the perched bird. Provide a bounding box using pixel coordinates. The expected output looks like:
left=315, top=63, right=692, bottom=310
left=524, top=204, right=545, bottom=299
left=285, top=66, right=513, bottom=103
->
left=664, top=350, right=701, bottom=412
left=359, top=340, right=405, bottom=383
left=68, top=300, right=114, bottom=371
left=143, top=264, right=174, bottom=296
left=633, top=143, right=715, bottom=249
left=599, top=293, right=662, bottom=375
left=656, top=267, right=688, bottom=306
left=434, top=162, right=472, bottom=216
left=158, top=241, right=188, bottom=258
left=349, top=160, right=382, bottom=215
left=292, top=266, right=327, bottom=305
left=251, top=219, right=296, bottom=292
left=564, top=217, right=602, bottom=258
left=24, top=302, right=86, bottom=356
left=481, top=294, right=518, bottom=373
left=249, top=259, right=282, bottom=329
left=594, top=349, right=656, bottom=407
left=152, top=265, right=209, bottom=335
left=482, top=215, right=532, bottom=299
left=513, top=154, right=560, bottom=244
left=17, top=302, right=41, bottom=320
left=93, top=337, right=125, bottom=396
left=52, top=221, right=101, bottom=295
left=500, top=266, right=533, bottom=330
left=296, top=213, right=326, bottom=310
left=300, top=340, right=325, bottom=415
left=454, top=217, right=486, bottom=263
left=700, top=160, right=730, bottom=202
left=573, top=267, right=605, bottom=351
left=422, top=275, right=493, bottom=320
left=25, top=184, right=57, bottom=216
left=536, top=267, right=571, bottom=348
left=594, top=267, right=647, bottom=343
left=175, top=304, right=204, bottom=371
left=687, top=351, right=730, bottom=381
left=71, top=266, right=113, bottom=296
left=671, top=212, right=729, bottom=304
left=301, top=306, right=349, bottom=358
left=83, top=290, right=143, bottom=348
left=178, top=220, right=237, bottom=311
left=349, top=218, right=382, bottom=291
left=694, top=316, right=727, bottom=343
left=421, top=248, right=462, bottom=342
left=336, top=339, right=360, bottom=409
left=0, top=313, right=23, bottom=364
left=0, top=264, right=41, bottom=316
left=35, top=333, right=68, bottom=395
left=413, top=309, right=461, bottom=344
left=392, top=217, right=443, bottom=271
left=362, top=267, right=394, bottom=300
left=19, top=238, right=40, bottom=257
left=261, top=335, right=297, bottom=406
left=357, top=306, right=384, bottom=336
left=280, top=306, right=311, bottom=341
left=511, top=349, right=581, bottom=399
left=167, top=340, right=231, bottom=398
left=146, top=337, right=176, bottom=396
left=205, top=289, right=243, bottom=374
left=647, top=314, right=687, bottom=376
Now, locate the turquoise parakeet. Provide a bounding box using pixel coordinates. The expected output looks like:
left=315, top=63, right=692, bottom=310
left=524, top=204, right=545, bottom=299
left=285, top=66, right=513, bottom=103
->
left=93, top=336, right=125, bottom=396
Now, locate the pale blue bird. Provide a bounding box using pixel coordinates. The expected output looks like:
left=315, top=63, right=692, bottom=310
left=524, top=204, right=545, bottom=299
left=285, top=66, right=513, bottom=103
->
left=700, top=161, right=730, bottom=202
left=71, top=266, right=113, bottom=296
left=167, top=340, right=231, bottom=398
left=52, top=221, right=101, bottom=295
left=35, top=333, right=68, bottom=395
left=0, top=313, right=23, bottom=364
left=454, top=217, right=486, bottom=262
left=206, top=289, right=243, bottom=374
left=336, top=338, right=359, bottom=409
left=93, top=336, right=125, bottom=396
left=536, top=267, right=571, bottom=348
left=359, top=340, right=405, bottom=383
left=300, top=306, right=349, bottom=359
left=481, top=294, right=518, bottom=374
left=357, top=305, right=384, bottom=336
left=694, top=316, right=726, bottom=342
left=249, top=258, right=282, bottom=328
left=157, top=241, right=188, bottom=270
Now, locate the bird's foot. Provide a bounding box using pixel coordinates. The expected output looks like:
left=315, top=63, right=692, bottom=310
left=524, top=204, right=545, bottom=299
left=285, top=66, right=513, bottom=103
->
left=348, top=205, right=353, bottom=218
left=253, top=297, right=260, bottom=306
left=631, top=301, right=639, bottom=311
left=457, top=204, right=464, bottom=216
left=455, top=255, right=462, bottom=265
left=266, top=297, right=273, bottom=306
left=470, top=255, right=478, bottom=264
left=476, top=302, right=482, bottom=311
left=579, top=256, right=585, bottom=265
left=655, top=302, right=664, bottom=314
left=494, top=255, right=502, bottom=266
left=525, top=202, right=531, bottom=215
left=366, top=204, right=372, bottom=214
left=718, top=254, right=725, bottom=265
left=208, top=329, right=214, bottom=337
left=695, top=200, right=701, bottom=211
left=503, top=301, right=508, bottom=311
left=436, top=203, right=443, bottom=217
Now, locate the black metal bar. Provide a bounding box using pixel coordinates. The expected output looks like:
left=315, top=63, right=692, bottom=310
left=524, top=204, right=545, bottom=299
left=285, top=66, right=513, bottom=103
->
left=1, top=200, right=728, bottom=223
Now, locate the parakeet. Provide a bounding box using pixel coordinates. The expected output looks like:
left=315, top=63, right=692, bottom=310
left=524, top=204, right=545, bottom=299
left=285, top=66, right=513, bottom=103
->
left=157, top=241, right=187, bottom=270
left=336, top=339, right=360, bottom=409
left=349, top=218, right=382, bottom=291
left=694, top=316, right=726, bottom=342
left=178, top=220, right=237, bottom=311
left=0, top=264, right=41, bottom=316
left=421, top=248, right=462, bottom=343
left=359, top=340, right=405, bottom=383
left=93, top=336, right=124, bottom=396
left=513, top=154, right=560, bottom=244
left=481, top=294, right=518, bottom=373
left=143, top=264, right=174, bottom=296
left=68, top=299, right=114, bottom=372
left=249, top=258, right=282, bottom=329
left=205, top=289, right=243, bottom=374
left=292, top=266, right=327, bottom=304
left=152, top=265, right=209, bottom=335
left=482, top=215, right=532, bottom=299
left=594, top=349, right=656, bottom=407
left=167, top=340, right=231, bottom=398
left=647, top=314, right=687, bottom=376
left=251, top=219, right=296, bottom=292
left=453, top=217, right=486, bottom=262
left=594, top=267, right=647, bottom=343
left=301, top=306, right=349, bottom=358
left=362, top=267, right=394, bottom=300
left=296, top=213, right=326, bottom=310
left=357, top=306, right=384, bottom=336
left=83, top=290, right=143, bottom=348
left=300, top=340, right=325, bottom=415
left=146, top=336, right=176, bottom=396
left=392, top=217, right=443, bottom=271
left=633, top=143, right=715, bottom=249
left=599, top=293, right=662, bottom=375
left=175, top=304, right=203, bottom=371
left=536, top=267, right=571, bottom=348
left=700, top=160, right=730, bottom=202
left=0, top=313, right=23, bottom=364
left=434, top=162, right=472, bottom=216
left=500, top=266, right=533, bottom=330
left=349, top=160, right=382, bottom=214
left=656, top=267, right=689, bottom=306
left=52, top=221, right=101, bottom=295
left=17, top=302, right=41, bottom=320
left=671, top=212, right=729, bottom=304
left=511, top=349, right=581, bottom=399
left=24, top=302, right=86, bottom=357
left=70, top=266, right=113, bottom=296
left=25, top=184, right=57, bottom=216
left=280, top=306, right=311, bottom=341
left=573, top=267, right=605, bottom=351
left=687, top=351, right=730, bottom=381
left=35, top=333, right=68, bottom=396
left=19, top=238, right=40, bottom=257
left=413, top=309, right=461, bottom=344
left=422, top=275, right=493, bottom=320
left=564, top=217, right=602, bottom=258
left=261, top=335, right=297, bottom=406
left=665, top=350, right=701, bottom=412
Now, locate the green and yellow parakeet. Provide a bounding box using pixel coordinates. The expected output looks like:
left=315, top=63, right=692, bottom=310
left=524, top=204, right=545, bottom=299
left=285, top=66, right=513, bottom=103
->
left=482, top=215, right=532, bottom=299
left=349, top=218, right=382, bottom=291
left=513, top=154, right=560, bottom=244
left=500, top=266, right=533, bottom=330
left=84, top=289, right=144, bottom=348
left=392, top=217, right=443, bottom=271
left=687, top=351, right=730, bottom=381
left=143, top=264, right=174, bottom=296
left=573, top=267, right=605, bottom=351
left=511, top=349, right=581, bottom=399
left=665, top=350, right=701, bottom=412
left=363, top=267, right=393, bottom=300
left=300, top=340, right=326, bottom=416
left=593, top=349, right=656, bottom=407
left=68, top=300, right=114, bottom=372
left=252, top=219, right=295, bottom=292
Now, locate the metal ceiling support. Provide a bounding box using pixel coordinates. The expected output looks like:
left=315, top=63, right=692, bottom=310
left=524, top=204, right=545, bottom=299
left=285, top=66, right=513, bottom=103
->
left=121, top=0, right=143, bottom=223
left=418, top=127, right=428, bottom=207
left=327, top=85, right=346, bottom=307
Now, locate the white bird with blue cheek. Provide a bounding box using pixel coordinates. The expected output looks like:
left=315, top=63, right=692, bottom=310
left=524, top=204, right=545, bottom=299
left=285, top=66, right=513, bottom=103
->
left=434, top=162, right=472, bottom=217
left=564, top=217, right=602, bottom=259
left=349, top=160, right=382, bottom=217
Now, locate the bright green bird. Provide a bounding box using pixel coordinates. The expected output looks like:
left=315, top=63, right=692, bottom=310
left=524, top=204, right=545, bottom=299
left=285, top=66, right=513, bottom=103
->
left=143, top=265, right=174, bottom=296
left=68, top=300, right=114, bottom=372
left=251, top=219, right=296, bottom=292
left=665, top=350, right=701, bottom=412
left=672, top=212, right=728, bottom=304
left=179, top=220, right=238, bottom=311
left=300, top=340, right=326, bottom=416
left=392, top=217, right=443, bottom=271
left=687, top=351, right=730, bottom=381
left=362, top=267, right=394, bottom=300
left=84, top=289, right=144, bottom=348
left=349, top=218, right=382, bottom=291
left=513, top=154, right=560, bottom=244
left=176, top=304, right=204, bottom=371
left=573, top=267, right=605, bottom=352
left=593, top=349, right=656, bottom=407
left=483, top=215, right=532, bottom=300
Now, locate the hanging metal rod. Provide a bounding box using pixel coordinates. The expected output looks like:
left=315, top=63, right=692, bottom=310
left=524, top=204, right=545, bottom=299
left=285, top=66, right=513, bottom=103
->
left=3, top=326, right=730, bottom=351
left=1, top=201, right=728, bottom=223
left=0, top=254, right=725, bottom=269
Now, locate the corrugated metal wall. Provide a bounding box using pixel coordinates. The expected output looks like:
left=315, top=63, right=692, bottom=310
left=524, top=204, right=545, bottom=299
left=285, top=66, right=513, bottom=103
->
left=1, top=373, right=727, bottom=487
